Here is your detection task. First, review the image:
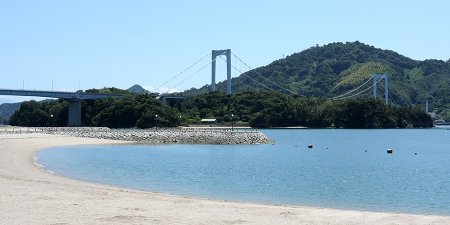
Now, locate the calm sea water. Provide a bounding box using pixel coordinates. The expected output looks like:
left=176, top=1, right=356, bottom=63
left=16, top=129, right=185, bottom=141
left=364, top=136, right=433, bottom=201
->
left=37, top=128, right=450, bottom=215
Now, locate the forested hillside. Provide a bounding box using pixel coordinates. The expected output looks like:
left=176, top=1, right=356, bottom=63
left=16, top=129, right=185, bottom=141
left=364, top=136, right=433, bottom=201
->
left=183, top=42, right=450, bottom=120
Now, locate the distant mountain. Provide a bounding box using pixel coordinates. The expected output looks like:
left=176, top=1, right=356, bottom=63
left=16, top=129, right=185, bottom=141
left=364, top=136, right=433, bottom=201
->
left=0, top=102, right=21, bottom=124
left=127, top=84, right=152, bottom=95
left=182, top=41, right=450, bottom=120
left=0, top=97, right=15, bottom=104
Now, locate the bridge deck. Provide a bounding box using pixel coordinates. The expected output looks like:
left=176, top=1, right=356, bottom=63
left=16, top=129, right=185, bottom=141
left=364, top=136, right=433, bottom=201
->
left=0, top=89, right=122, bottom=100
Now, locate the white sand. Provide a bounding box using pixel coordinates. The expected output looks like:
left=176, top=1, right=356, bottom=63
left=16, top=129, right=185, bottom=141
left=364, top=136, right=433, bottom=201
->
left=1, top=133, right=449, bottom=225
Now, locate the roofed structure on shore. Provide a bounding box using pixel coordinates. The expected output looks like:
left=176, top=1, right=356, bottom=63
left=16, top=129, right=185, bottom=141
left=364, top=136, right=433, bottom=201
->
left=200, top=118, right=217, bottom=124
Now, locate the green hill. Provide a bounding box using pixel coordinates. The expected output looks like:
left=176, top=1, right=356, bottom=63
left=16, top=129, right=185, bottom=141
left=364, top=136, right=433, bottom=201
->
left=182, top=41, right=450, bottom=120
left=0, top=102, right=21, bottom=124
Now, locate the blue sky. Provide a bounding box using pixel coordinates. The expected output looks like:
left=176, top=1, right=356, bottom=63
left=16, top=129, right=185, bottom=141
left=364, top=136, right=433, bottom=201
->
left=1, top=0, right=449, bottom=102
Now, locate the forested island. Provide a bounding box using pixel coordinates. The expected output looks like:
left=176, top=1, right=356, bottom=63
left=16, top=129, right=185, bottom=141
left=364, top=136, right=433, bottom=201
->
left=185, top=42, right=450, bottom=121
left=10, top=90, right=432, bottom=128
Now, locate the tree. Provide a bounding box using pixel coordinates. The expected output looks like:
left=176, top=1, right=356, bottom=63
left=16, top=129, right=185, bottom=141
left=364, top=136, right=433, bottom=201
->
left=10, top=101, right=49, bottom=126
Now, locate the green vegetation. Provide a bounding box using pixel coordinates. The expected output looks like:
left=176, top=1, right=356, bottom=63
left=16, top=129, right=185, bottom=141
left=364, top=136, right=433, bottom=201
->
left=7, top=42, right=445, bottom=127
left=183, top=41, right=449, bottom=120
left=175, top=91, right=432, bottom=128
left=10, top=90, right=432, bottom=128
left=10, top=90, right=179, bottom=128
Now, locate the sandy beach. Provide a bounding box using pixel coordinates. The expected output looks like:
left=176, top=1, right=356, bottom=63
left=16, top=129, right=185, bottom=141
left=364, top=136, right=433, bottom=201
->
left=1, top=133, right=449, bottom=225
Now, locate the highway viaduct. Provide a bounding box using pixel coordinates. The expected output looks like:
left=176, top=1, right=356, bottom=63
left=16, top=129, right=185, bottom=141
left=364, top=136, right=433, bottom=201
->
left=0, top=89, right=122, bottom=126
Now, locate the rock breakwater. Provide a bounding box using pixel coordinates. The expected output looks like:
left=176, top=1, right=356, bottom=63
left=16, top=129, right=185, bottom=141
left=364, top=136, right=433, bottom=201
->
left=0, top=126, right=272, bottom=144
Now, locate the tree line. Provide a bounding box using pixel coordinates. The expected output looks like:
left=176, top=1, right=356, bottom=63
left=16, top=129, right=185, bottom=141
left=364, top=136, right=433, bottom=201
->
left=10, top=89, right=433, bottom=128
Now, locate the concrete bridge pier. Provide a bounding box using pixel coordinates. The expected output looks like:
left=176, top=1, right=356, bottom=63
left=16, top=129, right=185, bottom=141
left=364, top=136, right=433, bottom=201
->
left=68, top=100, right=81, bottom=127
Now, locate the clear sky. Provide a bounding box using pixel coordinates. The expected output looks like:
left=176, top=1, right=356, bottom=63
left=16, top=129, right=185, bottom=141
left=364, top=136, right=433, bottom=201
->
left=1, top=0, right=449, bottom=102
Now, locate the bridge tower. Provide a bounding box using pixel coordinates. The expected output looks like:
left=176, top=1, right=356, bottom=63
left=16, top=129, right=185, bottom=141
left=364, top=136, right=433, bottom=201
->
left=373, top=74, right=389, bottom=104
left=68, top=100, right=81, bottom=127
left=211, top=49, right=232, bottom=94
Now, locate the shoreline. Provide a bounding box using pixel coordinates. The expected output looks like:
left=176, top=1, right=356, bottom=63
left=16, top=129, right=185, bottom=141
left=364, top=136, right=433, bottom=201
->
left=1, top=133, right=449, bottom=224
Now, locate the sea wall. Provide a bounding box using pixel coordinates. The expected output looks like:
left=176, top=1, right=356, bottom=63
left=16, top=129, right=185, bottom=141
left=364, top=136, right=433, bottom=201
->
left=0, top=126, right=272, bottom=144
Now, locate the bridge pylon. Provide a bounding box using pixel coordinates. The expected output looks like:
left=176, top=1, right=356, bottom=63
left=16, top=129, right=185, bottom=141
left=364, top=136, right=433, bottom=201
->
left=211, top=49, right=232, bottom=94
left=373, top=74, right=388, bottom=104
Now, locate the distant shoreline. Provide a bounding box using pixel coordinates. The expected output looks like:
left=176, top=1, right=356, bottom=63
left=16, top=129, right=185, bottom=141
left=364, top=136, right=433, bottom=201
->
left=267, top=126, right=308, bottom=129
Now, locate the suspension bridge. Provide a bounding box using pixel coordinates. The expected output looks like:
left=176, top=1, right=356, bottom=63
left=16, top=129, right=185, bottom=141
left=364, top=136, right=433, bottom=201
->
left=158, top=49, right=394, bottom=104
left=1, top=49, right=402, bottom=126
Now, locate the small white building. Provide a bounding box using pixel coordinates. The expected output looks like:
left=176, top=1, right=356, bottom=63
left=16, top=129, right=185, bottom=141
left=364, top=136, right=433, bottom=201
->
left=200, top=118, right=217, bottom=125
left=428, top=112, right=437, bottom=119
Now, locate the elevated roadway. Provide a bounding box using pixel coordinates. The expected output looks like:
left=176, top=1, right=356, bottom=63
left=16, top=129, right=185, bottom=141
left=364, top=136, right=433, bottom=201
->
left=0, top=89, right=122, bottom=126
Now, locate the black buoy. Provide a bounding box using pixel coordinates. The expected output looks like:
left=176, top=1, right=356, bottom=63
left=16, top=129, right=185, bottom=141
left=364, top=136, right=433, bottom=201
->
left=365, top=150, right=367, bottom=152
left=308, top=144, right=313, bottom=149
left=387, top=148, right=393, bottom=154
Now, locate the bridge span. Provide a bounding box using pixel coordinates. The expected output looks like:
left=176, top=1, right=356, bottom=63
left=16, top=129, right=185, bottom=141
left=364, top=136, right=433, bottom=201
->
left=0, top=89, right=122, bottom=126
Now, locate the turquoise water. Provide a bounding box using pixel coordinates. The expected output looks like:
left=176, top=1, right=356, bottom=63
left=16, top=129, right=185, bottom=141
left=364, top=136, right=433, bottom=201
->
left=37, top=129, right=450, bottom=215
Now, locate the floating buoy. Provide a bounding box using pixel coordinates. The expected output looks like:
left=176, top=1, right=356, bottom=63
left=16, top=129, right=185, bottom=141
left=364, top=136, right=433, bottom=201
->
left=415, top=153, right=417, bottom=155
left=308, top=144, right=313, bottom=149
left=365, top=150, right=367, bottom=152
left=387, top=148, right=393, bottom=154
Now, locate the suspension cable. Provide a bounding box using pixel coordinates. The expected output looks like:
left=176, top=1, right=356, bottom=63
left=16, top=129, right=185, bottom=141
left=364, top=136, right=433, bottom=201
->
left=231, top=52, right=302, bottom=96
left=233, top=54, right=237, bottom=78
left=397, top=93, right=410, bottom=105
left=227, top=59, right=278, bottom=92
left=333, top=75, right=386, bottom=100
left=166, top=57, right=219, bottom=92
left=389, top=96, right=400, bottom=105
left=331, top=75, right=375, bottom=100
left=157, top=52, right=211, bottom=91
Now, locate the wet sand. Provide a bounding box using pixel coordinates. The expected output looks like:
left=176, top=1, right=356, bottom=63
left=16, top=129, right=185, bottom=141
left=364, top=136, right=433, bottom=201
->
left=1, top=133, right=449, bottom=225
